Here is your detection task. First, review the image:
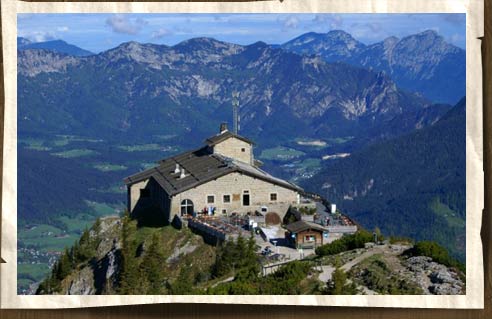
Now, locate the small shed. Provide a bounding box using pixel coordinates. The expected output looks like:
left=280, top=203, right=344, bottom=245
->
left=284, top=220, right=327, bottom=249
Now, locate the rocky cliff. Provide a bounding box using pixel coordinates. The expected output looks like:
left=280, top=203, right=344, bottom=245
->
left=37, top=216, right=465, bottom=295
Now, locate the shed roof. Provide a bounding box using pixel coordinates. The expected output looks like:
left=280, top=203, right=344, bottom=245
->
left=124, top=146, right=302, bottom=196
left=285, top=220, right=326, bottom=233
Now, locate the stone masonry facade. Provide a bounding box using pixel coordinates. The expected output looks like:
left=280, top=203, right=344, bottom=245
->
left=171, top=172, right=298, bottom=220
left=212, top=136, right=253, bottom=165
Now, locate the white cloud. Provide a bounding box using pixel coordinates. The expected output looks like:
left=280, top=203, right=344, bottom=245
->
left=448, top=33, right=464, bottom=46
left=57, top=26, right=69, bottom=32
left=105, top=14, right=148, bottom=35
left=19, top=31, right=57, bottom=42
left=312, top=14, right=343, bottom=29
left=365, top=22, right=382, bottom=33
left=441, top=14, right=465, bottom=26
left=282, top=16, right=299, bottom=30
left=152, top=28, right=173, bottom=39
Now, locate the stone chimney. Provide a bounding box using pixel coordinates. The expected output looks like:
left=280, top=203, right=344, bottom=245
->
left=180, top=169, right=186, bottom=179
left=174, top=163, right=180, bottom=174
left=220, top=122, right=228, bottom=134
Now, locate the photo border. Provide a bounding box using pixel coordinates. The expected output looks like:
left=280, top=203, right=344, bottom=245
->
left=0, top=0, right=486, bottom=311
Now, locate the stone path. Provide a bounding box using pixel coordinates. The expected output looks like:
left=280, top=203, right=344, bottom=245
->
left=317, top=244, right=403, bottom=285
left=318, top=265, right=335, bottom=282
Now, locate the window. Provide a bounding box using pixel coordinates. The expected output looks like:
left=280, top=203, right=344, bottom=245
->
left=140, top=189, right=150, bottom=198
left=241, top=148, right=246, bottom=152
left=223, top=194, right=231, bottom=203
left=180, top=199, right=194, bottom=216
left=304, top=235, right=316, bottom=242
left=207, top=195, right=215, bottom=204
left=270, top=193, right=277, bottom=201
left=242, top=191, right=250, bottom=206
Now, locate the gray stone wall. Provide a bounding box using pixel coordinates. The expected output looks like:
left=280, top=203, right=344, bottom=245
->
left=170, top=172, right=299, bottom=219
left=128, top=178, right=172, bottom=222
left=213, top=137, right=253, bottom=164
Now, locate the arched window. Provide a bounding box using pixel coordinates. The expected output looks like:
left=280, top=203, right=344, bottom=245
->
left=180, top=199, right=194, bottom=216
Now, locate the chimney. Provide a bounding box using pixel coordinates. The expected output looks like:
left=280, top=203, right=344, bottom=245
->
left=180, top=169, right=186, bottom=179
left=174, top=164, right=180, bottom=174
left=220, top=122, right=228, bottom=134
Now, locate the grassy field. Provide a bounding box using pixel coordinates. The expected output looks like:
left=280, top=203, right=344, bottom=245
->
left=18, top=264, right=51, bottom=281
left=51, top=149, right=98, bottom=158
left=140, top=162, right=158, bottom=170
left=326, top=136, right=354, bottom=145
left=19, top=138, right=52, bottom=151
left=19, top=232, right=77, bottom=253
left=295, top=138, right=327, bottom=148
left=154, top=134, right=177, bottom=140
left=95, top=184, right=126, bottom=194
left=259, top=146, right=305, bottom=161
left=93, top=163, right=128, bottom=172
left=54, top=135, right=102, bottom=144
left=430, top=197, right=465, bottom=228
left=85, top=200, right=123, bottom=216
left=299, top=158, right=321, bottom=169
left=118, top=144, right=163, bottom=152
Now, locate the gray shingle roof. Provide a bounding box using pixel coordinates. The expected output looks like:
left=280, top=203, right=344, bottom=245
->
left=124, top=146, right=303, bottom=196
left=205, top=130, right=254, bottom=146
left=285, top=220, right=326, bottom=233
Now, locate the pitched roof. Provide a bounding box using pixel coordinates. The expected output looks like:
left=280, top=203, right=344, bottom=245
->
left=124, top=146, right=303, bottom=195
left=205, top=130, right=254, bottom=147
left=285, top=220, right=326, bottom=233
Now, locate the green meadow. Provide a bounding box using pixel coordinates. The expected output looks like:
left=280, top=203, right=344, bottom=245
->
left=51, top=149, right=98, bottom=158
left=259, top=146, right=305, bottom=161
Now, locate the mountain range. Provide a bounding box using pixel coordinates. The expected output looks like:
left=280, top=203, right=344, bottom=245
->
left=281, top=30, right=465, bottom=104
left=18, top=33, right=453, bottom=150
left=18, top=37, right=94, bottom=57
left=303, top=98, right=466, bottom=260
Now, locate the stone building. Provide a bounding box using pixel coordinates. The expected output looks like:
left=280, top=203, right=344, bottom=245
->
left=124, top=124, right=303, bottom=224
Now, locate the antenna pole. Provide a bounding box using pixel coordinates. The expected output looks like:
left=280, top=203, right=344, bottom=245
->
left=232, top=91, right=240, bottom=134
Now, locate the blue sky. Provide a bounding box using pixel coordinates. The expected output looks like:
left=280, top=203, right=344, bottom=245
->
left=18, top=13, right=466, bottom=53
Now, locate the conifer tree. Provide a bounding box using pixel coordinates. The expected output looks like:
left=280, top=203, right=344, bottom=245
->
left=140, top=233, right=166, bottom=294
left=118, top=211, right=140, bottom=294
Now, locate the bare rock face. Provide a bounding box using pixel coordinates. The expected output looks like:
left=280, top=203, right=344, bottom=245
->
left=93, top=217, right=122, bottom=259
left=403, top=256, right=464, bottom=295
left=18, top=49, right=80, bottom=77
left=62, top=217, right=123, bottom=295
left=67, top=266, right=95, bottom=295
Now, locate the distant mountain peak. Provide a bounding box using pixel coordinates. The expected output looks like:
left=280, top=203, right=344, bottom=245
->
left=281, top=29, right=464, bottom=104
left=17, top=37, right=32, bottom=47
left=383, top=36, right=399, bottom=45
left=416, top=29, right=439, bottom=37
left=17, top=37, right=94, bottom=57
left=325, top=29, right=357, bottom=39
left=247, top=41, right=269, bottom=49
left=281, top=30, right=365, bottom=62
left=174, top=37, right=240, bottom=50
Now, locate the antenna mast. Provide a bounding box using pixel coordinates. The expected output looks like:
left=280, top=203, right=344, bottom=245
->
left=232, top=91, right=240, bottom=134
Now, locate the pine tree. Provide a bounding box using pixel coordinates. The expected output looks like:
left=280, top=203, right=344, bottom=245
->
left=56, top=248, right=72, bottom=280
left=325, top=268, right=358, bottom=295
left=140, top=233, right=166, bottom=294
left=170, top=263, right=194, bottom=294
left=118, top=211, right=140, bottom=294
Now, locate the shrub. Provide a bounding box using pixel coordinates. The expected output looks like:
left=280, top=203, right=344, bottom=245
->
left=325, top=268, right=358, bottom=295
left=407, top=241, right=464, bottom=272
left=315, top=230, right=374, bottom=256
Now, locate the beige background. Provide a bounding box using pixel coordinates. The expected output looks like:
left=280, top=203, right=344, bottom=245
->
left=0, top=0, right=485, bottom=310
